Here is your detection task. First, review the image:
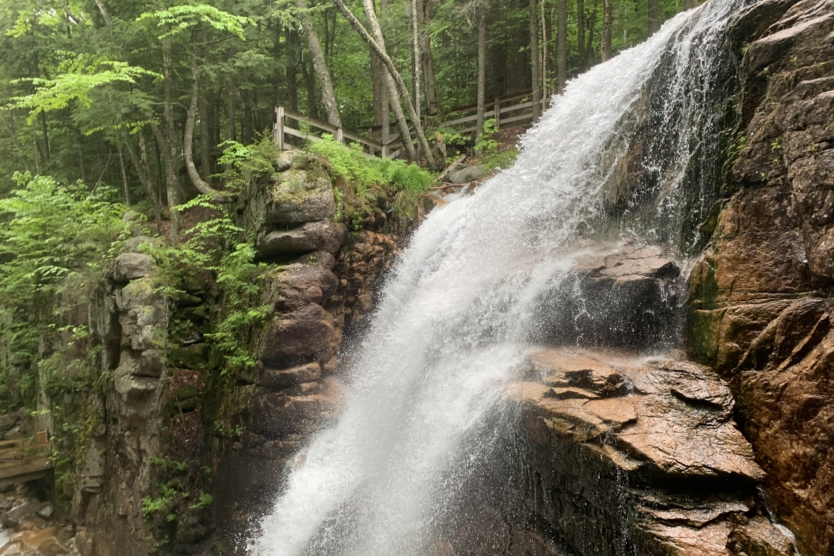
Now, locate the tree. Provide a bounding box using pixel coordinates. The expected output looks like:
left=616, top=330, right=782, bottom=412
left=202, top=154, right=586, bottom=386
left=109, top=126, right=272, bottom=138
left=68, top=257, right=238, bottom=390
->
left=602, top=0, right=613, bottom=61
left=530, top=0, right=541, bottom=119
left=476, top=1, right=486, bottom=137
left=297, top=0, right=342, bottom=128
left=648, top=0, right=660, bottom=34
left=557, top=0, right=567, bottom=91
left=332, top=0, right=439, bottom=170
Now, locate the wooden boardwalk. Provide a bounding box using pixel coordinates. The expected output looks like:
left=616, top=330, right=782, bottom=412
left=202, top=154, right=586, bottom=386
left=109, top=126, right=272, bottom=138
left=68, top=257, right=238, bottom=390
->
left=0, top=432, right=52, bottom=488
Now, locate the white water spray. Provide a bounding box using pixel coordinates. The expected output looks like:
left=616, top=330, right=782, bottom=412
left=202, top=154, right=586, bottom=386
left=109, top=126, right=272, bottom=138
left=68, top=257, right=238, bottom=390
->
left=251, top=2, right=744, bottom=554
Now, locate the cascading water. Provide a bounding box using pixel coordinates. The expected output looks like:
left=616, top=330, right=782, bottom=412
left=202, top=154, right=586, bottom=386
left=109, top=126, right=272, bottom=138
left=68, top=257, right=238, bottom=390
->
left=251, top=2, right=745, bottom=554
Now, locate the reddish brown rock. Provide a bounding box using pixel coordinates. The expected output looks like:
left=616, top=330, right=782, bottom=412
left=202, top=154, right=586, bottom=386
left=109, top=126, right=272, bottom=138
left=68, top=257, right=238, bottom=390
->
left=507, top=347, right=786, bottom=556
left=259, top=303, right=338, bottom=368
left=687, top=2, right=834, bottom=553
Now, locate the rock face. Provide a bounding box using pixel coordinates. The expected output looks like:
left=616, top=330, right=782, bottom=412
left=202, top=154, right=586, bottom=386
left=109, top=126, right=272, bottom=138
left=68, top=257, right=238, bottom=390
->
left=503, top=347, right=793, bottom=556
left=534, top=243, right=683, bottom=350
left=212, top=154, right=403, bottom=551
left=66, top=242, right=167, bottom=555
left=687, top=2, right=834, bottom=554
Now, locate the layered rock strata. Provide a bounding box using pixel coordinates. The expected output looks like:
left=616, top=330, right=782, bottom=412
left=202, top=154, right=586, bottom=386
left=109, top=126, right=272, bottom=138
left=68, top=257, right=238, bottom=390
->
left=214, top=152, right=401, bottom=549
left=508, top=347, right=794, bottom=556
left=688, top=1, right=834, bottom=553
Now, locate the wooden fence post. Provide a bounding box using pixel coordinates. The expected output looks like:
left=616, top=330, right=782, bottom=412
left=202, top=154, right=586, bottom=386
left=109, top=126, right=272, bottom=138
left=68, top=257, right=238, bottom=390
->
left=494, top=98, right=501, bottom=129
left=274, top=106, right=285, bottom=151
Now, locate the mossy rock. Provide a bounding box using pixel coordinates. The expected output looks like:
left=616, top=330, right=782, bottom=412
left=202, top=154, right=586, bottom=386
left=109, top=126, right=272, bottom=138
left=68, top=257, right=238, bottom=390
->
left=169, top=344, right=208, bottom=370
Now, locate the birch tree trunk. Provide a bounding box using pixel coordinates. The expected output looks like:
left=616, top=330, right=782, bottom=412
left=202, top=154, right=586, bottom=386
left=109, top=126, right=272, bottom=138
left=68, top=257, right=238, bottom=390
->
left=162, top=38, right=180, bottom=245
left=577, top=0, right=586, bottom=70
left=360, top=0, right=418, bottom=163
left=334, top=0, right=438, bottom=169
left=648, top=0, right=660, bottom=33
left=411, top=0, right=421, bottom=121
left=298, top=0, right=342, bottom=127
left=420, top=0, right=439, bottom=116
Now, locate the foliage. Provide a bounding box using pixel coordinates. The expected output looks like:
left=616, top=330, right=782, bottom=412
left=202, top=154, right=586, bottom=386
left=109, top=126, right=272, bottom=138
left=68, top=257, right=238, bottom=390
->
left=474, top=118, right=499, bottom=156
left=0, top=173, right=128, bottom=409
left=188, top=491, right=214, bottom=510
left=310, top=136, right=433, bottom=223
left=217, top=134, right=281, bottom=193
left=138, top=5, right=251, bottom=40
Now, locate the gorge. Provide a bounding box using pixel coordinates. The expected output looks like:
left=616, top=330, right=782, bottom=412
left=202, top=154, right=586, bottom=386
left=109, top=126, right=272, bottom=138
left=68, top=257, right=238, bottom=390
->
left=0, top=0, right=831, bottom=555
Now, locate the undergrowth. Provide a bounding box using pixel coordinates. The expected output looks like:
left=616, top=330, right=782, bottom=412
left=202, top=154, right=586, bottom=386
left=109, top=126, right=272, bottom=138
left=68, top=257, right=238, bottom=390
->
left=309, top=136, right=434, bottom=224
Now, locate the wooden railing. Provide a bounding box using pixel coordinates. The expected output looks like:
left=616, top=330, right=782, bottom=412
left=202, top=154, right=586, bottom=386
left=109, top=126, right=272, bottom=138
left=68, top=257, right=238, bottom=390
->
left=437, top=90, right=537, bottom=134
left=0, top=431, right=52, bottom=487
left=272, top=91, right=539, bottom=160
left=273, top=106, right=401, bottom=159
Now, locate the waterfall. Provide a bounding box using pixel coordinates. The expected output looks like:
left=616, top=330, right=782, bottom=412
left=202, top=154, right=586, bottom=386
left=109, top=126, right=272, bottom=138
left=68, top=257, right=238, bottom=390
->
left=251, top=1, right=744, bottom=554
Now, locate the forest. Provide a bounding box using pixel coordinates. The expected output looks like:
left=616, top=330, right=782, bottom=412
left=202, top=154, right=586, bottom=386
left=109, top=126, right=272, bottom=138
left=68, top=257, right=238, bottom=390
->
left=0, top=0, right=691, bottom=205
left=0, top=0, right=691, bottom=479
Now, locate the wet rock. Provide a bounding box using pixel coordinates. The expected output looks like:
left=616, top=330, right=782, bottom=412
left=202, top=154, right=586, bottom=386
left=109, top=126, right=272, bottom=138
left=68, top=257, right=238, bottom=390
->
left=250, top=388, right=341, bottom=438
left=260, top=304, right=337, bottom=368
left=34, top=504, right=53, bottom=520
left=112, top=253, right=154, bottom=283
left=259, top=362, right=321, bottom=389
left=256, top=221, right=346, bottom=259
left=73, top=529, right=93, bottom=556
left=447, top=165, right=485, bottom=184
left=265, top=264, right=339, bottom=312
left=687, top=2, right=834, bottom=552
left=507, top=347, right=782, bottom=556
left=1, top=501, right=49, bottom=528
left=37, top=537, right=70, bottom=556
left=534, top=243, right=682, bottom=350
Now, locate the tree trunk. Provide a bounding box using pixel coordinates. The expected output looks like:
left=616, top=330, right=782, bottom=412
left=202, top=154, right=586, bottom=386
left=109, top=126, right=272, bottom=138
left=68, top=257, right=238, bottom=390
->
left=476, top=2, right=486, bottom=137
left=530, top=0, right=541, bottom=119
left=287, top=29, right=300, bottom=113
left=118, top=147, right=130, bottom=206
left=371, top=53, right=390, bottom=149
left=162, top=38, right=180, bottom=245
left=39, top=112, right=50, bottom=162
left=541, top=0, right=548, bottom=99
left=359, top=0, right=418, bottom=163
left=93, top=0, right=113, bottom=26
left=297, top=0, right=342, bottom=127
left=420, top=0, right=439, bottom=116
left=122, top=130, right=161, bottom=231
left=411, top=0, right=421, bottom=122
left=602, top=0, right=612, bottom=61
left=301, top=54, right=320, bottom=120
left=557, top=0, right=567, bottom=91
left=648, top=0, right=660, bottom=33
left=185, top=56, right=222, bottom=200
left=197, top=77, right=213, bottom=182
left=335, top=0, right=438, bottom=169
left=586, top=0, right=598, bottom=66
left=577, top=0, right=586, bottom=70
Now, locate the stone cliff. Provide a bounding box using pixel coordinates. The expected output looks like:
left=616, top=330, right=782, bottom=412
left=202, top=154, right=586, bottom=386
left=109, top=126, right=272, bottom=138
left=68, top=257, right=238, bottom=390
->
left=3, top=1, right=832, bottom=554
left=688, top=0, right=834, bottom=554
